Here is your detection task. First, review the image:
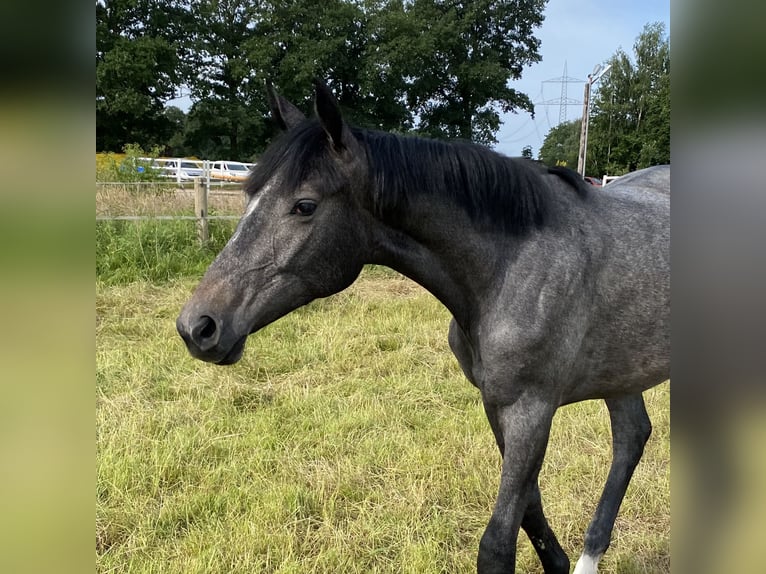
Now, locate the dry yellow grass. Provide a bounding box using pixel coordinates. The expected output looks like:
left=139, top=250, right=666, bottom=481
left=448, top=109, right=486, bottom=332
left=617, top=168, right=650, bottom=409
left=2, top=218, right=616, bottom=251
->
left=97, top=272, right=669, bottom=573
left=96, top=184, right=248, bottom=218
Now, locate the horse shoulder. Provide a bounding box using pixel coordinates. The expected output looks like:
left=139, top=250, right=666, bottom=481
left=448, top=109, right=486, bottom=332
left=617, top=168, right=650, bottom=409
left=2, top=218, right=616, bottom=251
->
left=472, top=238, right=594, bottom=404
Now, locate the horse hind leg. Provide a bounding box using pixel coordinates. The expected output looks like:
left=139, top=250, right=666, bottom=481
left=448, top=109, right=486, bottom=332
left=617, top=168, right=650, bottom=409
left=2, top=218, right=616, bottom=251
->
left=574, top=394, right=652, bottom=574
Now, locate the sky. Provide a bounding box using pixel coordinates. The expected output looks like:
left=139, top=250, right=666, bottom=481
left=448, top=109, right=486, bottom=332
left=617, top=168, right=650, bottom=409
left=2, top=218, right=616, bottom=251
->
left=493, top=0, right=670, bottom=158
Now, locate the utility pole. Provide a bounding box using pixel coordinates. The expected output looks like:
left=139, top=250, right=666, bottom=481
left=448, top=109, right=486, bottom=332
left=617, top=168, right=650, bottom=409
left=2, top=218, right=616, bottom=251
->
left=577, top=64, right=611, bottom=177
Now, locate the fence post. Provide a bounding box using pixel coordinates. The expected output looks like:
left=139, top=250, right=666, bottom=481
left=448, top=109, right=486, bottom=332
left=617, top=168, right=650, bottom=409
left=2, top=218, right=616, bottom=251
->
left=194, top=177, right=209, bottom=244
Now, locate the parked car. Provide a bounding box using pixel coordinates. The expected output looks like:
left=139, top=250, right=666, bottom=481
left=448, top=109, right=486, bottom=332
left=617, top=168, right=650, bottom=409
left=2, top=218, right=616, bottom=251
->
left=210, top=160, right=255, bottom=182
left=171, top=159, right=204, bottom=180
left=583, top=176, right=603, bottom=187
left=148, top=158, right=204, bottom=181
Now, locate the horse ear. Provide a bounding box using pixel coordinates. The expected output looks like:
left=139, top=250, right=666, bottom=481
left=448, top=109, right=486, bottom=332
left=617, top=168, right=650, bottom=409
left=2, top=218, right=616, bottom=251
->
left=313, top=79, right=345, bottom=150
left=266, top=80, right=305, bottom=131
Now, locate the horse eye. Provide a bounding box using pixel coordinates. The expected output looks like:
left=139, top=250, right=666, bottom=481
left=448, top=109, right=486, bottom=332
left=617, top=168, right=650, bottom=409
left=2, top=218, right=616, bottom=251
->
left=291, top=200, right=317, bottom=216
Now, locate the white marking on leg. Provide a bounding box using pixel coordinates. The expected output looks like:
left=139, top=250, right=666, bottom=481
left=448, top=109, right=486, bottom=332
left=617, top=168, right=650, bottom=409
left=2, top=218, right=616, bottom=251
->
left=573, top=553, right=602, bottom=574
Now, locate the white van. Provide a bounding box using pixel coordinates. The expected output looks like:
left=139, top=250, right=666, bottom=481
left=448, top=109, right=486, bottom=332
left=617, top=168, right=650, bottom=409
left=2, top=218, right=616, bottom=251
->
left=210, top=160, right=254, bottom=182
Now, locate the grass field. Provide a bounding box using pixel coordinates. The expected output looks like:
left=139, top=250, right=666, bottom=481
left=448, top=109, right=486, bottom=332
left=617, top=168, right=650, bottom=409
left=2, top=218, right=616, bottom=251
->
left=96, top=268, right=669, bottom=573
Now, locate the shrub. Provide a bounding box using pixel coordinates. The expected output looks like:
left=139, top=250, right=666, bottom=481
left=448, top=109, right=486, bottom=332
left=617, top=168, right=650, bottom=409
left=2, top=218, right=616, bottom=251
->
left=96, top=143, right=166, bottom=183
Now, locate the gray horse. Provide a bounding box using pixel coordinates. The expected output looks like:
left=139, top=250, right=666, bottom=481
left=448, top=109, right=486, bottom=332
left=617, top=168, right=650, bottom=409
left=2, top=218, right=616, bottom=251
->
left=177, top=81, right=670, bottom=573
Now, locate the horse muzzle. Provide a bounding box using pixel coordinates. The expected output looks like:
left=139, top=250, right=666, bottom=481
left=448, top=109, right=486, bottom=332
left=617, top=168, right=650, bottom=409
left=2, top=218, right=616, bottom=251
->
left=176, top=309, right=248, bottom=365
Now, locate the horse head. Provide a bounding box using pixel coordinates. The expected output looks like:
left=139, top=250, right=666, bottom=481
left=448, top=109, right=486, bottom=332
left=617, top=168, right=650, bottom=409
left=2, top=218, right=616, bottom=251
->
left=177, top=81, right=371, bottom=364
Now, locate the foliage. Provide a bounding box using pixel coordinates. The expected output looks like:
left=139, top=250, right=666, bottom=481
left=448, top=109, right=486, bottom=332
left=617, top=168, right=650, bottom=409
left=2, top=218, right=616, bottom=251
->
left=162, top=106, right=188, bottom=157
left=537, top=119, right=580, bottom=168
left=96, top=0, right=190, bottom=152
left=587, top=22, right=670, bottom=175
left=96, top=0, right=546, bottom=156
left=521, top=145, right=533, bottom=159
left=383, top=0, right=546, bottom=145
left=177, top=0, right=272, bottom=161
left=256, top=1, right=376, bottom=123
left=96, top=143, right=165, bottom=183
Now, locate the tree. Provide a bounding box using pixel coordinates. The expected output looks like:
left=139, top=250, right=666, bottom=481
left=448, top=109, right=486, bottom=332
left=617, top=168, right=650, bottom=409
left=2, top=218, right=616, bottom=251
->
left=538, top=119, right=580, bottom=168
left=521, top=145, right=533, bottom=159
left=380, top=0, right=546, bottom=144
left=180, top=0, right=272, bottom=161
left=162, top=106, right=188, bottom=157
left=96, top=0, right=188, bottom=152
left=180, top=0, right=402, bottom=159
left=587, top=22, right=670, bottom=175
left=96, top=0, right=546, bottom=157
left=245, top=0, right=414, bottom=134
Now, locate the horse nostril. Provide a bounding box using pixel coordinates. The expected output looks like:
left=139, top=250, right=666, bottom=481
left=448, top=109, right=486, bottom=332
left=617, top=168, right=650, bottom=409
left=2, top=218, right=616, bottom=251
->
left=190, top=315, right=220, bottom=351
left=198, top=315, right=217, bottom=339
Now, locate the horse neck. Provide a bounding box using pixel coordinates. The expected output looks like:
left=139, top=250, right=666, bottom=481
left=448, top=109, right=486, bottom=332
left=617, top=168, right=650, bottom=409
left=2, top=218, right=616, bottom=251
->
left=367, top=194, right=506, bottom=329
left=357, top=131, right=559, bottom=328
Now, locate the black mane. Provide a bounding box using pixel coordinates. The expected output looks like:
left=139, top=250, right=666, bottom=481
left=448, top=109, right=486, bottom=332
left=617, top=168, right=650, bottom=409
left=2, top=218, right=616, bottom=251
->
left=247, top=120, right=588, bottom=234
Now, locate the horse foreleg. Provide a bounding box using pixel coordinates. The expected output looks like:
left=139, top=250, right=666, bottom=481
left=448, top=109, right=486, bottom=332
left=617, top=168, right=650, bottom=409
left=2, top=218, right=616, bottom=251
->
left=482, top=402, right=569, bottom=574
left=477, top=395, right=556, bottom=574
left=574, top=394, right=652, bottom=574
left=452, top=321, right=567, bottom=574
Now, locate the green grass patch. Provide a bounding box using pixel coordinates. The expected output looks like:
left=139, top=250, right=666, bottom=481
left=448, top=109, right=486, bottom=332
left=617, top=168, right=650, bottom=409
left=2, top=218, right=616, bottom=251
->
left=96, top=220, right=236, bottom=284
left=97, top=273, right=669, bottom=573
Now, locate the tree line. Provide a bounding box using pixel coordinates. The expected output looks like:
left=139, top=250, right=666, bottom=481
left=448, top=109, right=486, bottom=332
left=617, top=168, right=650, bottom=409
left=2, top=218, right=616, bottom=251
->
left=97, top=2, right=669, bottom=175
left=538, top=22, right=669, bottom=176
left=97, top=0, right=547, bottom=161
